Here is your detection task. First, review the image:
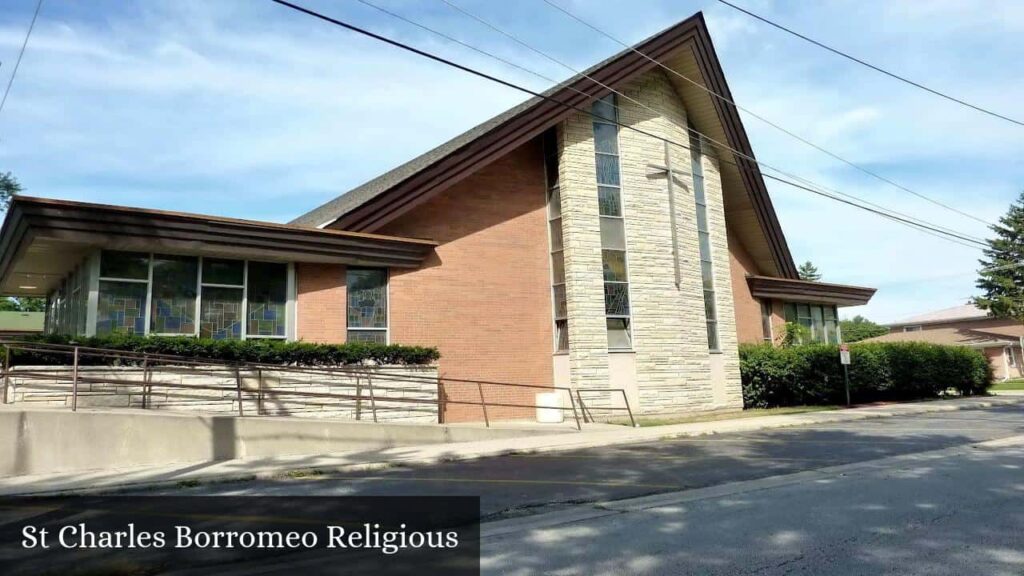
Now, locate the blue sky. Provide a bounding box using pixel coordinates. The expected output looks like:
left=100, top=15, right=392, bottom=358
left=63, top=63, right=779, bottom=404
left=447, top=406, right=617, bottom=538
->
left=1, top=0, right=1022, bottom=323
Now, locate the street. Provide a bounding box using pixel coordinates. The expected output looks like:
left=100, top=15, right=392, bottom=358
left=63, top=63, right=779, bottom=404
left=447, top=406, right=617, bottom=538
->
left=161, top=403, right=1024, bottom=574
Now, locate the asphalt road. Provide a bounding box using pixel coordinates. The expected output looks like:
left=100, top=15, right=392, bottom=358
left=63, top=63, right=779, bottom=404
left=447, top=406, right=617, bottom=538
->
left=168, top=404, right=1024, bottom=521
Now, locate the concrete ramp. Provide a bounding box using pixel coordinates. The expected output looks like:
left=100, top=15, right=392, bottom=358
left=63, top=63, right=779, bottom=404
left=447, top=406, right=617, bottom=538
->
left=0, top=405, right=567, bottom=477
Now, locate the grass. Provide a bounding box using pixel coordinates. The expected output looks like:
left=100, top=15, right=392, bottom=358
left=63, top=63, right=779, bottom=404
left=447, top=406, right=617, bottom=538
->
left=613, top=405, right=840, bottom=427
left=992, top=379, right=1024, bottom=391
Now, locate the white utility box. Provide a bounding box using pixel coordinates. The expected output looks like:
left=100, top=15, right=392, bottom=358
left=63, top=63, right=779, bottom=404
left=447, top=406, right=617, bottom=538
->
left=535, top=391, right=564, bottom=423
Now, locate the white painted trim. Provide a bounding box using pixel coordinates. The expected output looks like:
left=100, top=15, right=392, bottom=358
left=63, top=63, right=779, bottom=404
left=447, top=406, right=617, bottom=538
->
left=286, top=262, right=297, bottom=342
left=85, top=251, right=100, bottom=337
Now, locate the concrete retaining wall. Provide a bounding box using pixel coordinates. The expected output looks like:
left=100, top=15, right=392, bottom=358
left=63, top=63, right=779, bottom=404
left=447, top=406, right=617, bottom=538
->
left=5, top=365, right=439, bottom=423
left=0, top=406, right=559, bottom=477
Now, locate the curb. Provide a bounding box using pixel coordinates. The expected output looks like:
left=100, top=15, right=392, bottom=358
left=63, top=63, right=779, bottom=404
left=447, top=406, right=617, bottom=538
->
left=2, top=396, right=1021, bottom=496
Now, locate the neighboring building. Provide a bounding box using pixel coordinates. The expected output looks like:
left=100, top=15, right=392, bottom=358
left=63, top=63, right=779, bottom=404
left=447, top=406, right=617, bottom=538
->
left=868, top=304, right=1024, bottom=380
left=0, top=13, right=874, bottom=420
left=0, top=311, right=44, bottom=334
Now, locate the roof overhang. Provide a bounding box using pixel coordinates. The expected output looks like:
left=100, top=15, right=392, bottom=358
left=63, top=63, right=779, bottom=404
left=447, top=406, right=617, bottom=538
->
left=0, top=196, right=437, bottom=297
left=747, top=275, right=876, bottom=307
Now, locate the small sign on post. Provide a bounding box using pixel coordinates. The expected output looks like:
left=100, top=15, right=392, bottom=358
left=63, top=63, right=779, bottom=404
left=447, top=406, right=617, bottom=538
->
left=839, top=344, right=851, bottom=407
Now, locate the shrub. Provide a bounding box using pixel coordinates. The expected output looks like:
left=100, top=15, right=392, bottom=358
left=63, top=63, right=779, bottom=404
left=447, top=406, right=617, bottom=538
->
left=740, top=341, right=992, bottom=408
left=4, top=334, right=440, bottom=367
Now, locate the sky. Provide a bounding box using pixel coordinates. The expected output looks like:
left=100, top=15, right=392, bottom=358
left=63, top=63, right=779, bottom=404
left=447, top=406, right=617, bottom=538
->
left=0, top=0, right=1021, bottom=323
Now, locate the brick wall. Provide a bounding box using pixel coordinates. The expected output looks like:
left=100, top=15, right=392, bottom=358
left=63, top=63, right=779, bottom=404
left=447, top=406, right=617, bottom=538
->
left=729, top=229, right=767, bottom=344
left=296, top=263, right=346, bottom=344
left=378, top=139, right=554, bottom=422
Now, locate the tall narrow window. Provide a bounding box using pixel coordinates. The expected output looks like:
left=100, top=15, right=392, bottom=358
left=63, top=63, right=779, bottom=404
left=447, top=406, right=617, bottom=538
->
left=246, top=261, right=287, bottom=338
left=347, top=268, right=388, bottom=344
left=761, top=300, right=773, bottom=342
left=96, top=250, right=149, bottom=336
left=200, top=258, right=244, bottom=340
left=593, top=95, right=632, bottom=349
left=544, top=129, right=569, bottom=352
left=150, top=255, right=198, bottom=335
left=690, top=129, right=719, bottom=351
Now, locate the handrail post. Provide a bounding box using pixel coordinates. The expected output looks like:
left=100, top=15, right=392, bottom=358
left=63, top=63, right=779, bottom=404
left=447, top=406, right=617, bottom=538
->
left=477, top=382, right=490, bottom=428
left=71, top=346, right=79, bottom=412
left=235, top=366, right=244, bottom=417
left=257, top=368, right=264, bottom=416
left=576, top=390, right=588, bottom=423
left=2, top=345, right=10, bottom=405
left=141, top=354, right=149, bottom=409
left=436, top=376, right=445, bottom=425
left=365, top=372, right=378, bottom=423
left=355, top=375, right=362, bottom=421
left=566, top=389, right=582, bottom=431
left=621, top=390, right=637, bottom=428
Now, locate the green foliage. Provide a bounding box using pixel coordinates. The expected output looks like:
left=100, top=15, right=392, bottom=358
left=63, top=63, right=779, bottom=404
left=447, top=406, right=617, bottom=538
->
left=6, top=334, right=440, bottom=367
left=780, top=322, right=811, bottom=347
left=739, top=341, right=992, bottom=408
left=0, top=297, right=45, bottom=312
left=797, top=260, right=822, bottom=282
left=839, top=315, right=889, bottom=342
left=974, top=191, right=1024, bottom=322
left=0, top=171, right=21, bottom=211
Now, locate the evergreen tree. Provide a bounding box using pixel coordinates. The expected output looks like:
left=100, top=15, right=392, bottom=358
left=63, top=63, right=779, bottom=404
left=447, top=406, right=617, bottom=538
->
left=974, top=192, right=1024, bottom=321
left=798, top=260, right=822, bottom=282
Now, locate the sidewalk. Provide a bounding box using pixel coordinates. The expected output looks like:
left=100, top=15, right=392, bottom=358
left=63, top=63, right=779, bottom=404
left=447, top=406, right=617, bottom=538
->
left=1, top=395, right=1019, bottom=496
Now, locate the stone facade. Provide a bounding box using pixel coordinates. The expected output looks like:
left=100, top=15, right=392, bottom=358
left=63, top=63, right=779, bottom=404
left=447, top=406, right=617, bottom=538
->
left=556, top=69, right=743, bottom=413
left=6, top=365, right=439, bottom=423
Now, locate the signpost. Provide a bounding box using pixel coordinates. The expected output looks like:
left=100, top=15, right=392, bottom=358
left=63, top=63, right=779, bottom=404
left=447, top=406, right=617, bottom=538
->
left=839, top=343, right=851, bottom=407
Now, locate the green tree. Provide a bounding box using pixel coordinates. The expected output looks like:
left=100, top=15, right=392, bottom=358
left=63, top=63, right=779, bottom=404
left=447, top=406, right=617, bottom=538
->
left=974, top=191, right=1024, bottom=322
left=0, top=172, right=45, bottom=312
left=0, top=171, right=22, bottom=211
left=798, top=260, right=822, bottom=282
left=839, top=315, right=889, bottom=342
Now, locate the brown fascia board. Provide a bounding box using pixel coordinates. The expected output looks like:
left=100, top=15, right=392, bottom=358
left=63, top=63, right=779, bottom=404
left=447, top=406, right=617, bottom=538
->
left=0, top=197, right=438, bottom=284
left=747, top=275, right=876, bottom=307
left=326, top=12, right=798, bottom=279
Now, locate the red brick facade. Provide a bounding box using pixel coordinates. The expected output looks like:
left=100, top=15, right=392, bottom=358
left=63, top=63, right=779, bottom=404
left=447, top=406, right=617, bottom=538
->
left=379, top=139, right=553, bottom=421
left=293, top=139, right=554, bottom=422
left=296, top=263, right=346, bottom=344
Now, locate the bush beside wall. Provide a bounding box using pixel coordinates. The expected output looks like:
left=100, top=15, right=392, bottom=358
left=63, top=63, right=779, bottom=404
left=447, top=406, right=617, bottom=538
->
left=740, top=342, right=992, bottom=408
left=5, top=334, right=440, bottom=367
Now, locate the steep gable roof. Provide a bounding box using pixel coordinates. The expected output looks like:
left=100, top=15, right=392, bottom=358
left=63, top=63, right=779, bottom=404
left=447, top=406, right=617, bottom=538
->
left=291, top=12, right=799, bottom=279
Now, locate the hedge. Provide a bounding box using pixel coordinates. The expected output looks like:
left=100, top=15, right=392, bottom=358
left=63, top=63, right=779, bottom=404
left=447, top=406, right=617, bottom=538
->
left=4, top=334, right=440, bottom=367
left=740, top=341, right=992, bottom=408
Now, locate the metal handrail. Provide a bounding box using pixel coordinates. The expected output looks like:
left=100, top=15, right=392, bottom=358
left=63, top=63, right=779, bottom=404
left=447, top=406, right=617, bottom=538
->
left=0, top=340, right=635, bottom=431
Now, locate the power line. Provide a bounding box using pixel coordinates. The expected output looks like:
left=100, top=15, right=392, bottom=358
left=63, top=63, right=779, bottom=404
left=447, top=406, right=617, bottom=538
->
left=437, top=0, right=986, bottom=244
left=268, top=0, right=987, bottom=250
left=539, top=0, right=994, bottom=227
left=355, top=0, right=986, bottom=251
left=715, top=0, right=1024, bottom=129
left=0, top=0, right=43, bottom=119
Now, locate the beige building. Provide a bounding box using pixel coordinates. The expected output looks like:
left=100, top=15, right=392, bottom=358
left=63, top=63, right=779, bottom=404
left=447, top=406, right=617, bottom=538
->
left=869, top=304, right=1024, bottom=380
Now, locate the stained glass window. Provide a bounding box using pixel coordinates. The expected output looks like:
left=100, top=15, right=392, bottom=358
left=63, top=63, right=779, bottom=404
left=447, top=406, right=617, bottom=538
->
left=691, top=128, right=719, bottom=351
left=150, top=255, right=198, bottom=334
left=97, top=281, right=147, bottom=335
left=347, top=268, right=387, bottom=343
left=200, top=287, right=243, bottom=340
left=100, top=251, right=149, bottom=280
left=544, top=128, right=569, bottom=352
left=247, top=261, right=287, bottom=338
left=593, top=94, right=632, bottom=349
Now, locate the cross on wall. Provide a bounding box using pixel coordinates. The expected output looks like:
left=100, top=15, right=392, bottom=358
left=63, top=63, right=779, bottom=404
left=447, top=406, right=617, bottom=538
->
left=646, top=141, right=691, bottom=289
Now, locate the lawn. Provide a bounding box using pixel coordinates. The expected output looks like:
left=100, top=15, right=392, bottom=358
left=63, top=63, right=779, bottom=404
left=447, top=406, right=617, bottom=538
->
left=992, top=379, right=1024, bottom=391
left=615, top=405, right=839, bottom=427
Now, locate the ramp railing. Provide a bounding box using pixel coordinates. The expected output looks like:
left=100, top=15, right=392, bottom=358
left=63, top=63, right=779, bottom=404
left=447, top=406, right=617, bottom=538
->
left=0, top=340, right=636, bottom=429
